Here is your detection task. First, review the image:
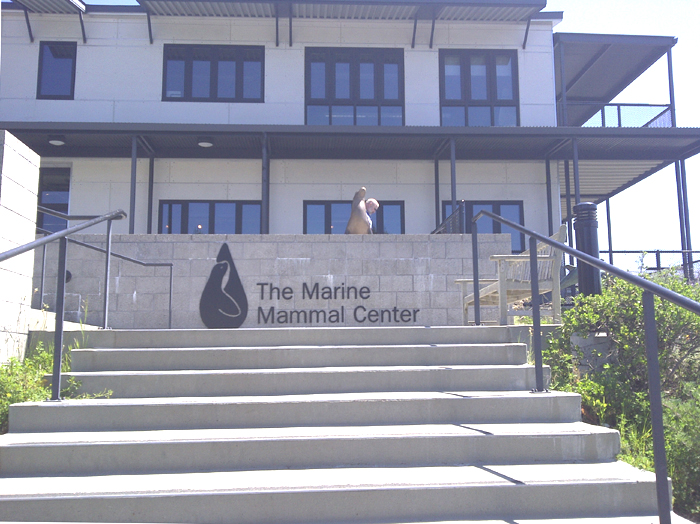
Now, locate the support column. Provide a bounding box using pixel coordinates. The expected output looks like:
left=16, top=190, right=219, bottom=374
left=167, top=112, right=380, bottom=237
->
left=564, top=161, right=574, bottom=265
left=261, top=133, right=270, bottom=234
left=450, top=137, right=457, bottom=216
left=675, top=161, right=689, bottom=278
left=606, top=199, right=613, bottom=265
left=129, top=136, right=137, bottom=234
left=680, top=159, right=694, bottom=279
left=147, top=156, right=155, bottom=234
left=572, top=138, right=581, bottom=204
left=434, top=158, right=440, bottom=229
left=545, top=158, right=553, bottom=236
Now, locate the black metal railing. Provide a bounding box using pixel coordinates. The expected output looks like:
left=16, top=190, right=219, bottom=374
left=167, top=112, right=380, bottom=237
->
left=600, top=249, right=699, bottom=279
left=0, top=209, right=126, bottom=401
left=471, top=209, right=700, bottom=524
left=432, top=201, right=466, bottom=234
left=36, top=207, right=174, bottom=330
left=569, top=102, right=673, bottom=128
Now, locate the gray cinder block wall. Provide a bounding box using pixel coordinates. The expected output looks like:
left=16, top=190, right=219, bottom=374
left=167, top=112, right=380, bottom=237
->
left=34, top=233, right=510, bottom=329
left=0, top=131, right=40, bottom=362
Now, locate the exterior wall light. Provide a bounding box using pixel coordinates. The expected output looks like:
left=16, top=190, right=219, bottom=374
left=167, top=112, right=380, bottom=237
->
left=48, top=135, right=66, bottom=146
left=197, top=137, right=214, bottom=148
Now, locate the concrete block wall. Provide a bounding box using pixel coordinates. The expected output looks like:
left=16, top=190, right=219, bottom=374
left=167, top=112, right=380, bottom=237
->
left=0, top=131, right=40, bottom=362
left=34, top=233, right=510, bottom=329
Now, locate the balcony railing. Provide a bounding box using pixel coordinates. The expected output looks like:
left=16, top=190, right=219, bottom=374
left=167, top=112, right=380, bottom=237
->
left=563, top=102, right=672, bottom=128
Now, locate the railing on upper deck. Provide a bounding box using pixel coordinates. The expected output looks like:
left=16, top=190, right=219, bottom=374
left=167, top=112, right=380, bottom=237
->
left=431, top=201, right=466, bottom=234
left=565, top=102, right=673, bottom=128
left=470, top=209, right=700, bottom=524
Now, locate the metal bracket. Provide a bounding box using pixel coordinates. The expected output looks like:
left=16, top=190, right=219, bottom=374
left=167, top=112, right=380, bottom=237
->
left=23, top=7, right=34, bottom=43
left=79, top=11, right=87, bottom=43
left=522, top=17, right=531, bottom=49
left=429, top=9, right=436, bottom=49
left=411, top=14, right=418, bottom=49
left=147, top=12, right=154, bottom=44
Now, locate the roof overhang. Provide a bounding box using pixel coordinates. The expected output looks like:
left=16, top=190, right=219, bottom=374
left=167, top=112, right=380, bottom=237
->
left=554, top=32, right=677, bottom=127
left=4, top=123, right=700, bottom=211
left=10, top=0, right=84, bottom=13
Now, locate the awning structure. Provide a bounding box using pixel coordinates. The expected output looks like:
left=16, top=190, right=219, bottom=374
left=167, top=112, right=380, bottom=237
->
left=5, top=122, right=700, bottom=211
left=10, top=0, right=84, bottom=14
left=554, top=33, right=677, bottom=127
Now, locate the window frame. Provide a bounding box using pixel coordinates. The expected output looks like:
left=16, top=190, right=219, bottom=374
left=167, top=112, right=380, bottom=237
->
left=158, top=200, right=262, bottom=234
left=442, top=200, right=525, bottom=252
left=162, top=44, right=265, bottom=103
left=303, top=200, right=405, bottom=234
left=37, top=167, right=71, bottom=232
left=305, top=47, right=405, bottom=126
left=36, top=41, right=77, bottom=100
left=439, top=49, right=520, bottom=127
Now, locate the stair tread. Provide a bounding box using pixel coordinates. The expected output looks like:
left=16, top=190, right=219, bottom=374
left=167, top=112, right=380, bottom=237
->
left=0, top=422, right=614, bottom=446
left=0, top=462, right=652, bottom=499
left=15, top=389, right=577, bottom=407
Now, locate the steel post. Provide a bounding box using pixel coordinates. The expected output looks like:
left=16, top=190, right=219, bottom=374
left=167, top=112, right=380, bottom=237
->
left=529, top=236, right=544, bottom=392
left=642, top=291, right=672, bottom=524
left=102, top=219, right=113, bottom=329
left=471, top=220, right=480, bottom=326
left=50, top=237, right=68, bottom=401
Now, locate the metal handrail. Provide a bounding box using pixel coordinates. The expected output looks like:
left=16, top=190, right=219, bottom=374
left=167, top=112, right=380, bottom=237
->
left=471, top=209, right=699, bottom=524
left=0, top=209, right=126, bottom=402
left=431, top=200, right=465, bottom=234
left=36, top=227, right=174, bottom=330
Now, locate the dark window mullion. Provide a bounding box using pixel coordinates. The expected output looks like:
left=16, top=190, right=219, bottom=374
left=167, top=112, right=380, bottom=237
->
left=236, top=202, right=243, bottom=234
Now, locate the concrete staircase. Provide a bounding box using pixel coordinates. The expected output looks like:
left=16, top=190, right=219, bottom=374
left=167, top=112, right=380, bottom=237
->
left=0, top=325, right=676, bottom=523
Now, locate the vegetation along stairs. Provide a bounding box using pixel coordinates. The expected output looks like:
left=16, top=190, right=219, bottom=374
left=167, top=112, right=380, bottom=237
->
left=0, top=325, right=680, bottom=523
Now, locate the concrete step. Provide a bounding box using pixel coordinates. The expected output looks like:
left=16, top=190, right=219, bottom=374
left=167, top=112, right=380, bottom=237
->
left=8, top=390, right=581, bottom=433
left=70, top=343, right=528, bottom=371
left=0, top=462, right=659, bottom=523
left=40, top=325, right=532, bottom=350
left=0, top=422, right=619, bottom=476
left=60, top=364, right=550, bottom=398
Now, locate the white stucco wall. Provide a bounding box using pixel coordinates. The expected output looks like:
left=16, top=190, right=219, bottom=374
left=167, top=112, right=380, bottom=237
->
left=52, top=157, right=550, bottom=236
left=0, top=12, right=557, bottom=126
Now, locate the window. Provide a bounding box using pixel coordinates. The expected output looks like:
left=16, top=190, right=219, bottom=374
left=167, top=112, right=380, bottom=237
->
left=304, top=200, right=405, bottom=234
left=37, top=42, right=77, bottom=100
left=159, top=200, right=261, bottom=234
left=37, top=167, right=70, bottom=232
left=443, top=200, right=524, bottom=252
left=305, top=48, right=404, bottom=126
left=440, top=50, right=518, bottom=127
left=162, top=45, right=264, bottom=102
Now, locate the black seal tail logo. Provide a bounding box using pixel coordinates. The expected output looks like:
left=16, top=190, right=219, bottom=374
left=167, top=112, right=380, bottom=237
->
left=200, top=244, right=248, bottom=328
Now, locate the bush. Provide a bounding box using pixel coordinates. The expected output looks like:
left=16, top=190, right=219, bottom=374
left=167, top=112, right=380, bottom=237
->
left=0, top=342, right=110, bottom=434
left=545, top=271, right=700, bottom=522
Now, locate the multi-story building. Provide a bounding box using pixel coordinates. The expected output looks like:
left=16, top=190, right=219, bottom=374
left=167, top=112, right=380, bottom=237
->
left=1, top=0, right=699, bottom=330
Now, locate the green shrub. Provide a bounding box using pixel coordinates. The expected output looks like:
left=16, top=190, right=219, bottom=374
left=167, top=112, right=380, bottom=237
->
left=0, top=341, right=111, bottom=434
left=545, top=271, right=700, bottom=522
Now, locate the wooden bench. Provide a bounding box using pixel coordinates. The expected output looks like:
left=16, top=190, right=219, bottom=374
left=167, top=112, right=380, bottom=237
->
left=456, top=225, right=567, bottom=325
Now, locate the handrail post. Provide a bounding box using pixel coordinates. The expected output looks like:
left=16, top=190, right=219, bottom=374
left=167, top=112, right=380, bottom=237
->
left=168, top=265, right=174, bottom=329
left=50, top=237, right=68, bottom=401
left=103, top=219, right=114, bottom=329
left=40, top=240, right=47, bottom=309
left=529, top=236, right=544, bottom=392
left=471, top=220, right=480, bottom=326
left=642, top=291, right=672, bottom=524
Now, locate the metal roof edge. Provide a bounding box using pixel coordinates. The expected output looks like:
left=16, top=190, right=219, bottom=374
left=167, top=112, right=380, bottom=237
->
left=553, top=32, right=677, bottom=47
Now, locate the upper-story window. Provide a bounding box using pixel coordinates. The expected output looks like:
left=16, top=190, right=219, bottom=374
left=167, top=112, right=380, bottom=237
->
left=439, top=50, right=519, bottom=127
left=163, top=45, right=264, bottom=102
left=305, top=48, right=404, bottom=126
left=37, top=42, right=77, bottom=100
